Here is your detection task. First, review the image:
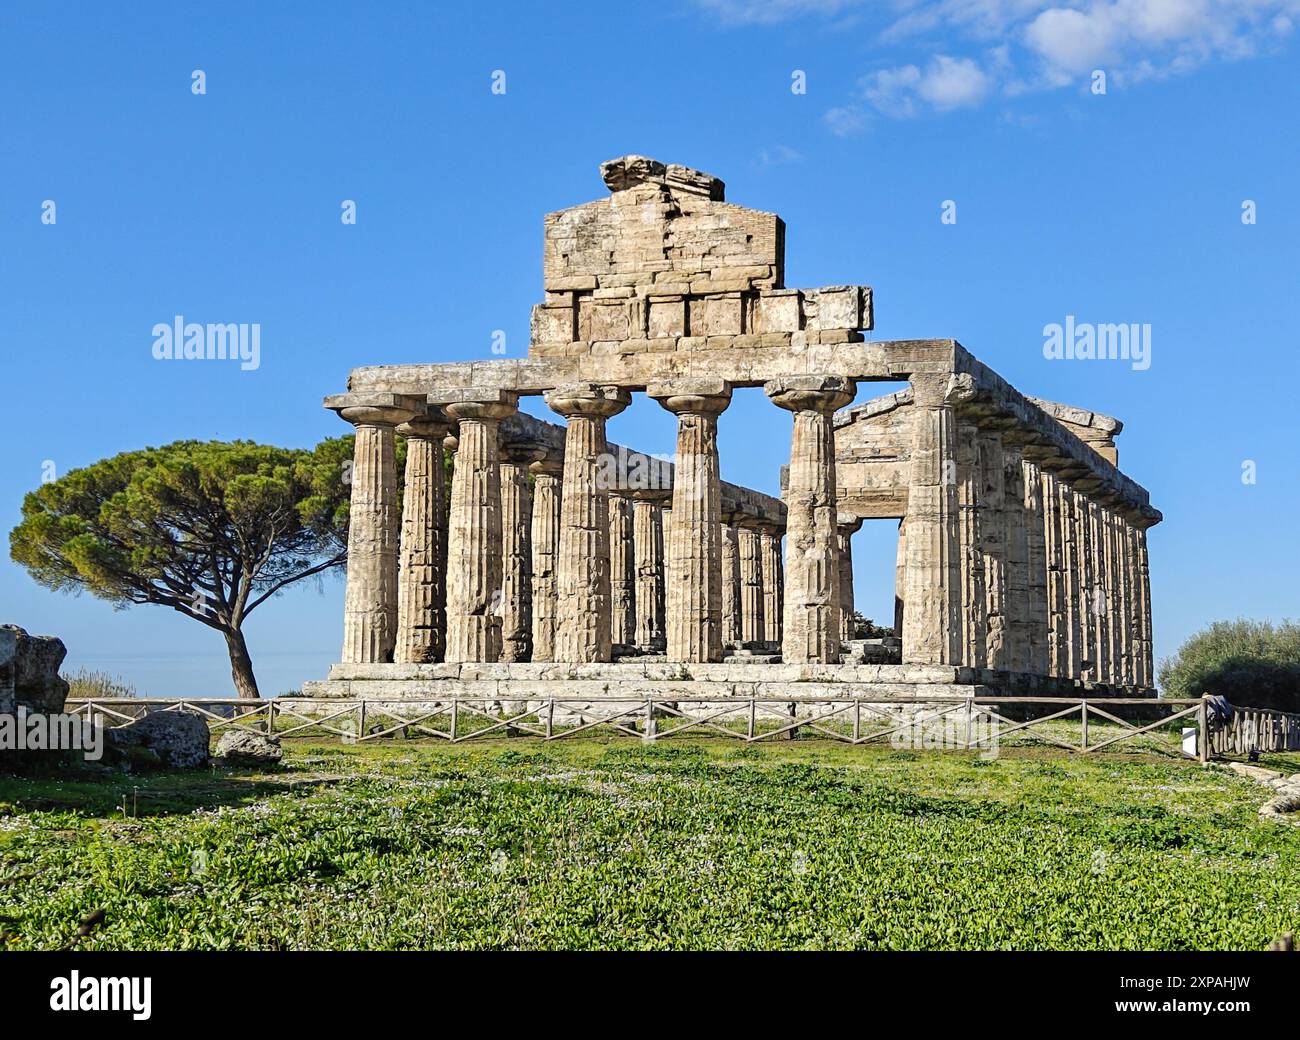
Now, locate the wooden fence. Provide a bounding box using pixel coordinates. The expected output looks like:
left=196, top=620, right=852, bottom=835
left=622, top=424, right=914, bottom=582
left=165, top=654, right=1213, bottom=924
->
left=65, top=694, right=1218, bottom=759
left=1208, top=704, right=1300, bottom=757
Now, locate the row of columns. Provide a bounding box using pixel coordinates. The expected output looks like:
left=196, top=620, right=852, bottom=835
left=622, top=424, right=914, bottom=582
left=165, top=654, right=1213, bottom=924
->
left=339, top=377, right=847, bottom=667
left=938, top=417, right=1154, bottom=686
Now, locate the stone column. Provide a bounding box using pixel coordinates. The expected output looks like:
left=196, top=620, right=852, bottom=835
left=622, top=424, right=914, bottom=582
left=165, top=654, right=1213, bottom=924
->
left=1022, top=457, right=1049, bottom=677
left=1087, top=499, right=1110, bottom=683
left=765, top=375, right=854, bottom=664
left=720, top=518, right=743, bottom=651
left=955, top=421, right=987, bottom=668
left=1073, top=489, right=1096, bottom=681
left=899, top=375, right=962, bottom=666
left=978, top=431, right=1008, bottom=670
left=761, top=526, right=784, bottom=646
left=632, top=491, right=668, bottom=652
left=1003, top=442, right=1031, bottom=673
left=894, top=517, right=906, bottom=637
left=499, top=440, right=543, bottom=662
left=441, top=392, right=517, bottom=663
left=738, top=523, right=765, bottom=647
left=544, top=384, right=630, bottom=663
left=529, top=456, right=564, bottom=662
left=335, top=397, right=416, bottom=664
left=837, top=517, right=862, bottom=643
left=609, top=493, right=637, bottom=649
left=395, top=410, right=450, bottom=664
left=1136, top=525, right=1154, bottom=687
left=1041, top=468, right=1068, bottom=679
left=650, top=380, right=732, bottom=664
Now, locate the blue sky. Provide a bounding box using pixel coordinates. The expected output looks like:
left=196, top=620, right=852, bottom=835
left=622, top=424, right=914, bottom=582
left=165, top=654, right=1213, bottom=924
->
left=2, top=1, right=1297, bottom=695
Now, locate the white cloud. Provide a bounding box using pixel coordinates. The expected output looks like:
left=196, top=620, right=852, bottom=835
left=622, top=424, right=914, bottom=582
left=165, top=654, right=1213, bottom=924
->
left=692, top=0, right=1300, bottom=121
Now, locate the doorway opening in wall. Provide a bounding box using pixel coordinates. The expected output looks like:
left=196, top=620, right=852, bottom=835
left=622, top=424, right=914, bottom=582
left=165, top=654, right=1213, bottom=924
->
left=844, top=518, right=903, bottom=664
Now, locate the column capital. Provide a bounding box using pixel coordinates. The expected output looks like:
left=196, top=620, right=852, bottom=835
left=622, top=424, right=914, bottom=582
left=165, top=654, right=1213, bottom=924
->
left=326, top=392, right=425, bottom=428
left=631, top=487, right=671, bottom=503
left=529, top=453, right=565, bottom=478
left=501, top=439, right=546, bottom=467
left=837, top=514, right=864, bottom=535
left=764, top=375, right=854, bottom=413
left=648, top=379, right=732, bottom=416
left=544, top=383, right=631, bottom=420
left=396, top=407, right=451, bottom=440
left=438, top=389, right=518, bottom=423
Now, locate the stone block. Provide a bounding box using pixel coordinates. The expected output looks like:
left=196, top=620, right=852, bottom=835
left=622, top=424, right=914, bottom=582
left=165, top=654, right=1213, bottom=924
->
left=755, top=290, right=802, bottom=333
left=531, top=302, right=576, bottom=345
left=692, top=293, right=745, bottom=336
left=648, top=298, right=686, bottom=338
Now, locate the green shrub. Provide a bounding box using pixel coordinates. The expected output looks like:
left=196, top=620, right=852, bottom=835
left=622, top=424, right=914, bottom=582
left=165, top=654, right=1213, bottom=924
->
left=1159, top=619, right=1300, bottom=712
left=64, top=668, right=138, bottom=700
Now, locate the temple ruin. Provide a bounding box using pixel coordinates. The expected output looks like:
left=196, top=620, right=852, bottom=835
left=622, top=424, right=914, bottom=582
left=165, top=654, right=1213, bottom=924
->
left=304, top=155, right=1160, bottom=703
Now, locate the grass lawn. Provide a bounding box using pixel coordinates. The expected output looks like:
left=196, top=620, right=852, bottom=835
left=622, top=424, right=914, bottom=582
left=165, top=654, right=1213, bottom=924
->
left=1, top=736, right=1298, bottom=950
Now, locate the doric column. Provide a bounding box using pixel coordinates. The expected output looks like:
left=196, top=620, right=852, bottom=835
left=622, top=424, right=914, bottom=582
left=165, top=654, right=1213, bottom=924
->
left=1041, top=468, right=1068, bottom=678
left=765, top=375, right=854, bottom=664
left=332, top=395, right=418, bottom=664
left=978, top=430, right=1008, bottom=670
left=837, top=516, right=863, bottom=643
left=529, top=456, right=564, bottom=662
left=899, top=375, right=961, bottom=665
left=894, top=517, right=906, bottom=637
left=1003, top=442, right=1031, bottom=672
left=441, top=391, right=518, bottom=663
left=632, top=490, right=668, bottom=651
left=760, top=526, right=784, bottom=646
left=650, top=380, right=732, bottom=664
left=1087, top=499, right=1110, bottom=683
left=1022, top=456, right=1049, bottom=676
left=738, top=523, right=765, bottom=647
left=544, top=384, right=630, bottom=663
left=1114, top=512, right=1134, bottom=686
left=395, top=409, right=450, bottom=664
left=1136, top=526, right=1153, bottom=687
left=720, top=518, right=743, bottom=650
left=609, top=493, right=637, bottom=649
left=955, top=421, right=987, bottom=668
left=498, top=439, right=543, bottom=662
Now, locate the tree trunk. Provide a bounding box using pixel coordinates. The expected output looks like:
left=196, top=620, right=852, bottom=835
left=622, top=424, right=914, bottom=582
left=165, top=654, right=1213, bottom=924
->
left=222, top=626, right=261, bottom=699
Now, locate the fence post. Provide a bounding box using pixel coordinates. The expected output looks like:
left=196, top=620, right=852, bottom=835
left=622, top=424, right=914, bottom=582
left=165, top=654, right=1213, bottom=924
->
left=357, top=700, right=366, bottom=742
left=747, top=699, right=756, bottom=741
left=1081, top=700, right=1088, bottom=751
left=1198, top=696, right=1210, bottom=764
left=450, top=699, right=458, bottom=742
left=853, top=700, right=861, bottom=743
left=546, top=698, right=554, bottom=739
left=266, top=699, right=275, bottom=736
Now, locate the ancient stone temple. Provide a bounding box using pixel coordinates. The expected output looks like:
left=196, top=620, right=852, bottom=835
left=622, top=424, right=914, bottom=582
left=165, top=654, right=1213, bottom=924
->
left=305, top=155, right=1160, bottom=702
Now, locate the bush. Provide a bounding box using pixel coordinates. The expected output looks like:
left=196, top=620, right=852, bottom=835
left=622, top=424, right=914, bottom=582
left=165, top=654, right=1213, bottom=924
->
left=64, top=668, right=138, bottom=699
left=1159, top=619, right=1300, bottom=712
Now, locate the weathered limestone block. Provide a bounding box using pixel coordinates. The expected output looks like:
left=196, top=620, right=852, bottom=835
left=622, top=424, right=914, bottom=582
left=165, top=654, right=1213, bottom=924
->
left=499, top=440, right=543, bottom=662
left=766, top=375, right=853, bottom=664
left=529, top=457, right=563, bottom=662
left=609, top=493, right=637, bottom=647
left=632, top=491, right=668, bottom=651
left=545, top=384, right=631, bottom=662
left=395, top=412, right=450, bottom=664
left=441, top=392, right=518, bottom=663
left=335, top=397, right=418, bottom=663
left=651, top=380, right=732, bottom=663
left=0, top=625, right=69, bottom=714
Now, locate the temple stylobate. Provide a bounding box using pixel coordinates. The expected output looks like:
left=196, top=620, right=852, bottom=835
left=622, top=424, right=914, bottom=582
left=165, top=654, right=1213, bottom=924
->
left=306, top=155, right=1160, bottom=703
